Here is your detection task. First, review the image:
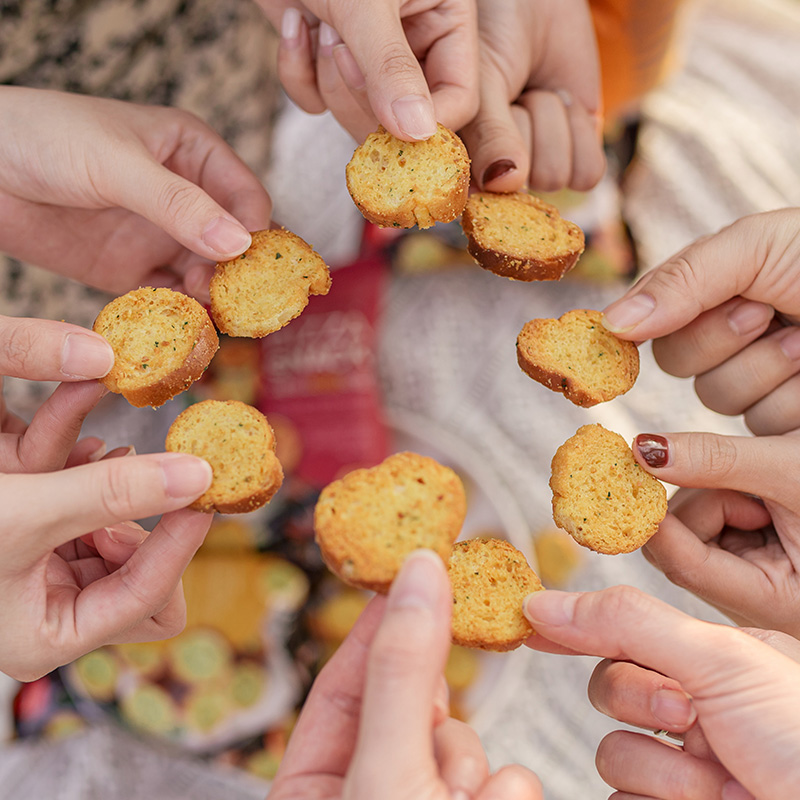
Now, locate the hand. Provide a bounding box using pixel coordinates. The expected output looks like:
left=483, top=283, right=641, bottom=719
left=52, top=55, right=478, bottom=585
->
left=586, top=625, right=800, bottom=800
left=602, top=209, right=800, bottom=436
left=260, top=0, right=479, bottom=143
left=524, top=585, right=800, bottom=800
left=270, top=550, right=543, bottom=800
left=0, top=315, right=214, bottom=682
left=460, top=0, right=605, bottom=193
left=0, top=87, right=272, bottom=298
left=626, top=428, right=800, bottom=637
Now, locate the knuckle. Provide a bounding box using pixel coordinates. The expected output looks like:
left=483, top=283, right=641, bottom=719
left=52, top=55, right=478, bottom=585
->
left=97, top=460, right=140, bottom=520
left=156, top=180, right=205, bottom=228
left=375, top=45, right=421, bottom=84
left=0, top=321, right=39, bottom=376
left=690, top=434, right=738, bottom=479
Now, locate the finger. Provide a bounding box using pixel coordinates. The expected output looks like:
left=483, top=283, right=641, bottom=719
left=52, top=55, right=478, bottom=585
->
left=278, top=8, right=327, bottom=114
left=65, top=437, right=107, bottom=468
left=71, top=509, right=212, bottom=651
left=269, top=596, right=387, bottom=787
left=562, top=91, right=606, bottom=191
left=740, top=627, right=800, bottom=665
left=588, top=660, right=696, bottom=733
left=89, top=520, right=149, bottom=565
left=602, top=209, right=800, bottom=340
left=632, top=430, right=800, bottom=507
left=10, top=381, right=108, bottom=472
left=330, top=3, right=437, bottom=141
left=347, top=550, right=453, bottom=790
left=652, top=298, right=774, bottom=379
left=474, top=764, right=543, bottom=800
left=596, top=730, right=736, bottom=800
left=744, top=372, right=800, bottom=436
left=462, top=62, right=530, bottom=192
left=0, top=316, right=114, bottom=381
left=520, top=90, right=572, bottom=192
left=433, top=718, right=490, bottom=798
left=1, top=453, right=212, bottom=562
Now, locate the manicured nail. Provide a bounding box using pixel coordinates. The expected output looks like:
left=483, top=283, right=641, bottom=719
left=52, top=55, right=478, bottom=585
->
left=727, top=300, right=773, bottom=337
left=392, top=95, right=437, bottom=141
left=106, top=521, right=147, bottom=546
left=388, top=549, right=444, bottom=610
left=635, top=434, right=670, bottom=469
left=280, top=7, right=302, bottom=45
left=602, top=293, right=656, bottom=333
left=482, top=159, right=517, bottom=187
left=318, top=21, right=341, bottom=55
left=722, top=780, right=755, bottom=800
left=158, top=453, right=213, bottom=499
left=201, top=217, right=252, bottom=257
left=779, top=327, right=800, bottom=361
left=61, top=333, right=115, bottom=379
left=651, top=688, right=696, bottom=728
left=523, top=590, right=577, bottom=626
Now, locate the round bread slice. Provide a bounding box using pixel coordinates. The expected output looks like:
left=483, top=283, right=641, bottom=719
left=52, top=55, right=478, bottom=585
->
left=346, top=123, right=470, bottom=229
left=165, top=399, right=284, bottom=514
left=550, top=424, right=668, bottom=555
left=93, top=286, right=219, bottom=408
left=461, top=192, right=585, bottom=280
left=449, top=538, right=544, bottom=652
left=517, top=309, right=640, bottom=407
left=313, top=451, right=467, bottom=592
left=209, top=228, right=331, bottom=338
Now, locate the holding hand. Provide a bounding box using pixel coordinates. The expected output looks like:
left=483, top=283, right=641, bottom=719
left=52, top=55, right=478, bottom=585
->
left=524, top=586, right=800, bottom=800
left=0, top=87, right=272, bottom=298
left=270, top=550, right=543, bottom=800
left=602, top=209, right=800, bottom=435
left=0, top=315, right=213, bottom=681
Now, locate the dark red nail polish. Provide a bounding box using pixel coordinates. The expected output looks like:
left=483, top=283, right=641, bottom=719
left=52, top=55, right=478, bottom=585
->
left=636, top=434, right=669, bottom=468
left=482, top=159, right=516, bottom=186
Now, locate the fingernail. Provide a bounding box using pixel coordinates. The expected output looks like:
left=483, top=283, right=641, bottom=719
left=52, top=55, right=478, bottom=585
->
left=635, top=434, right=670, bottom=469
left=779, top=327, right=800, bottom=361
left=280, top=7, right=302, bottom=45
left=106, top=521, right=147, bottom=546
left=86, top=440, right=108, bottom=462
left=433, top=675, right=450, bottom=722
left=61, top=333, right=115, bottom=379
left=158, top=453, right=213, bottom=499
left=482, top=159, right=517, bottom=187
left=555, top=88, right=574, bottom=108
left=392, top=95, right=437, bottom=141
left=722, top=780, right=755, bottom=800
left=602, top=294, right=656, bottom=333
left=651, top=688, right=696, bottom=728
left=523, top=590, right=577, bottom=626
left=106, top=445, right=136, bottom=459
left=333, top=44, right=366, bottom=90
left=727, top=300, right=773, bottom=337
left=318, top=21, right=341, bottom=55
left=202, top=217, right=252, bottom=257
left=388, top=549, right=444, bottom=611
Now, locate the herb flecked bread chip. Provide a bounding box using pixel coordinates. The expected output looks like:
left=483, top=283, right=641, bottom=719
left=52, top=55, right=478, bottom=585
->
left=461, top=192, right=585, bottom=280
left=346, top=123, right=470, bottom=229
left=550, top=424, right=667, bottom=555
left=93, top=286, right=219, bottom=408
left=165, top=399, right=284, bottom=514
left=210, top=228, right=331, bottom=338
left=313, top=451, right=467, bottom=592
left=449, top=537, right=544, bottom=652
left=517, top=309, right=640, bottom=406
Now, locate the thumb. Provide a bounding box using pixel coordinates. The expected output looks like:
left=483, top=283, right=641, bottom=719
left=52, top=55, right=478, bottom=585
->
left=347, top=550, right=452, bottom=791
left=332, top=5, right=436, bottom=141
left=602, top=209, right=800, bottom=341
left=632, top=430, right=800, bottom=508
left=460, top=62, right=530, bottom=192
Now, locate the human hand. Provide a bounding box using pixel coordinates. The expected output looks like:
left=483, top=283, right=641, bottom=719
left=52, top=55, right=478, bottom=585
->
left=260, top=0, right=479, bottom=143
left=270, top=550, right=543, bottom=800
left=602, top=209, right=800, bottom=436
left=459, top=0, right=605, bottom=193
left=586, top=625, right=800, bottom=800
left=0, top=86, right=272, bottom=298
left=0, top=315, right=214, bottom=682
left=625, top=428, right=800, bottom=638
left=524, top=585, right=800, bottom=800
